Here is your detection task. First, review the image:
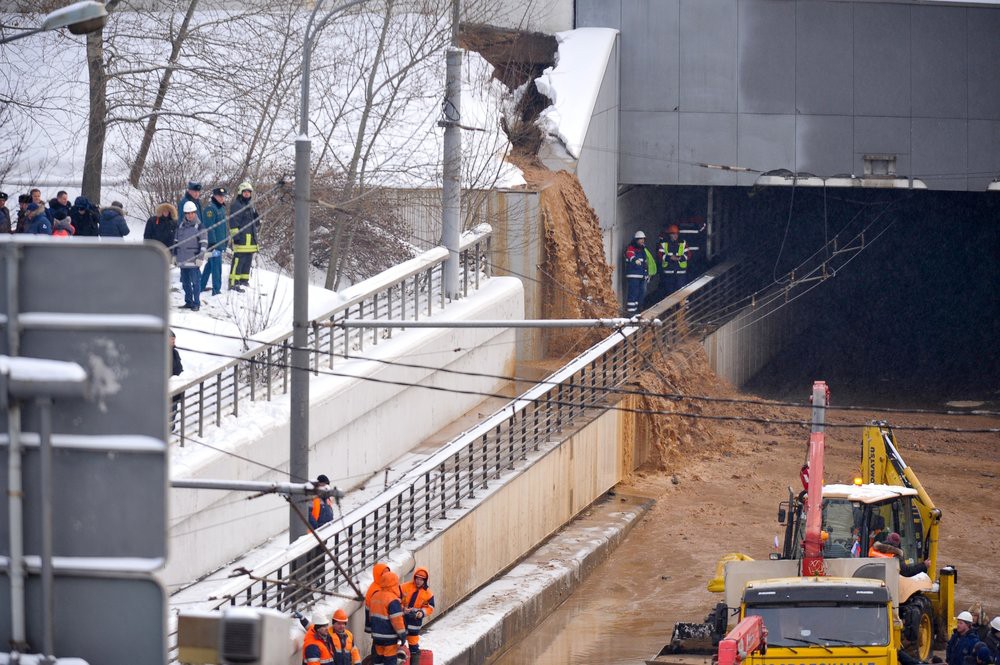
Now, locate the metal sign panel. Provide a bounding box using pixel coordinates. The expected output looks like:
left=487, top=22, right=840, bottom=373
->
left=0, top=238, right=170, bottom=663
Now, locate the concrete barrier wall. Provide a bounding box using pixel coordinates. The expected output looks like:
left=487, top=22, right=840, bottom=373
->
left=166, top=278, right=524, bottom=588
left=703, top=292, right=811, bottom=387
left=399, top=395, right=644, bottom=615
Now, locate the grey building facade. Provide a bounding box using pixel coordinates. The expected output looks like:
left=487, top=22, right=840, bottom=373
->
left=576, top=0, right=1000, bottom=191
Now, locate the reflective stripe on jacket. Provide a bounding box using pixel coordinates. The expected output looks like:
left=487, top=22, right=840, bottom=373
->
left=302, top=625, right=335, bottom=665
left=370, top=589, right=406, bottom=646
left=329, top=629, right=361, bottom=665
left=660, top=239, right=688, bottom=272
left=400, top=583, right=435, bottom=635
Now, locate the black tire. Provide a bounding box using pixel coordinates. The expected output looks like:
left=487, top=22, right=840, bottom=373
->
left=903, top=595, right=934, bottom=661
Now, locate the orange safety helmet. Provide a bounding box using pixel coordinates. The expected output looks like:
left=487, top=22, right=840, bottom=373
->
left=667, top=224, right=680, bottom=234
left=332, top=608, right=349, bottom=623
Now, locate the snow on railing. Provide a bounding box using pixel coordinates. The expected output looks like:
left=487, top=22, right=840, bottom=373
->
left=169, top=226, right=493, bottom=445
left=165, top=259, right=753, bottom=663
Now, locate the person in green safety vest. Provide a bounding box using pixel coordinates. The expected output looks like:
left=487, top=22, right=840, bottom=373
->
left=658, top=224, right=690, bottom=295
left=623, top=230, right=657, bottom=316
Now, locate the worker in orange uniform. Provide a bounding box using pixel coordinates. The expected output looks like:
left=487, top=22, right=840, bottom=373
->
left=303, top=606, right=336, bottom=665
left=364, top=562, right=390, bottom=644
left=400, top=567, right=436, bottom=663
left=329, top=609, right=362, bottom=665
left=370, top=570, right=408, bottom=665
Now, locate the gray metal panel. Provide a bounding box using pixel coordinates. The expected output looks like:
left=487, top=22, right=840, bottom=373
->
left=0, top=438, right=167, bottom=558
left=853, top=116, right=912, bottom=178
left=912, top=5, right=967, bottom=119
left=912, top=118, right=968, bottom=190
left=968, top=120, right=1000, bottom=191
left=620, top=111, right=680, bottom=183
left=737, top=114, right=796, bottom=186
left=0, top=573, right=166, bottom=664
left=968, top=8, right=1000, bottom=120
left=621, top=0, right=679, bottom=112
left=680, top=0, right=737, bottom=113
left=679, top=113, right=738, bottom=185
left=796, top=115, right=854, bottom=177
left=796, top=1, right=853, bottom=116
left=738, top=0, right=796, bottom=114
left=854, top=3, right=910, bottom=117
left=575, top=0, right=621, bottom=29
left=579, top=39, right=620, bottom=231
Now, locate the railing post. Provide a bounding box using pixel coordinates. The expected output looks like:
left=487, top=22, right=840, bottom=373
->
left=215, top=374, right=222, bottom=428
left=232, top=364, right=240, bottom=418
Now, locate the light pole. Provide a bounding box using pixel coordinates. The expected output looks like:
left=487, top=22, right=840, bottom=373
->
left=291, top=0, right=369, bottom=544
left=0, top=1, right=107, bottom=45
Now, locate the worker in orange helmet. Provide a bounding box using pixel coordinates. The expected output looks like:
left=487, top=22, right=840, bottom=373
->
left=329, top=608, right=361, bottom=665
left=658, top=223, right=690, bottom=295
left=369, top=570, right=408, bottom=665
left=400, top=567, right=436, bottom=663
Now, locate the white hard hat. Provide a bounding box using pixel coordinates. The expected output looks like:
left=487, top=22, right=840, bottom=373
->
left=989, top=616, right=1000, bottom=632
left=956, top=611, right=974, bottom=624
left=634, top=231, right=646, bottom=239
left=311, top=606, right=331, bottom=625
left=183, top=201, right=197, bottom=213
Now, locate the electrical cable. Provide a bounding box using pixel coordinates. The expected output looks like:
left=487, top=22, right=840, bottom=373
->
left=169, top=323, right=1000, bottom=418
left=173, top=344, right=1000, bottom=434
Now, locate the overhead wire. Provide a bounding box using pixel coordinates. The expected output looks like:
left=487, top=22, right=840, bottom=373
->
left=169, top=323, right=1000, bottom=419
left=173, top=344, right=1000, bottom=434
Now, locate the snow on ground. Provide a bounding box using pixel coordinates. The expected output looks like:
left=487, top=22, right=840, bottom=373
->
left=169, top=263, right=342, bottom=385
left=534, top=27, right=618, bottom=158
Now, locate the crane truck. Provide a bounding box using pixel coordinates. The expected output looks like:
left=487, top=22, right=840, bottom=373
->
left=648, top=382, right=957, bottom=665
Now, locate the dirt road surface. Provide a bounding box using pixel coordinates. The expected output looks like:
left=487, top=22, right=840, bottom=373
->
left=494, top=344, right=999, bottom=665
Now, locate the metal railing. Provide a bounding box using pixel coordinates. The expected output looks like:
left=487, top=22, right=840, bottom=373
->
left=167, top=261, right=754, bottom=632
left=169, top=226, right=493, bottom=444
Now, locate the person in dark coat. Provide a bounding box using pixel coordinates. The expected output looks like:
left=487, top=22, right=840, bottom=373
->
left=0, top=192, right=11, bottom=233
left=15, top=194, right=31, bottom=233
left=177, top=181, right=204, bottom=226
left=199, top=187, right=228, bottom=296
left=143, top=203, right=178, bottom=249
left=173, top=201, right=207, bottom=310
left=24, top=203, right=52, bottom=235
left=948, top=612, right=981, bottom=665
left=228, top=182, right=260, bottom=292
left=98, top=201, right=130, bottom=237
left=70, top=196, right=100, bottom=237
left=48, top=191, right=71, bottom=220
left=170, top=329, right=184, bottom=432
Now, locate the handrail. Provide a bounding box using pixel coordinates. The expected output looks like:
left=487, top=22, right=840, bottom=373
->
left=169, top=225, right=493, bottom=444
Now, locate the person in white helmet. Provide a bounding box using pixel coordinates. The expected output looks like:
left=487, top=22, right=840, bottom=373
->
left=984, top=616, right=1000, bottom=662
left=623, top=230, right=656, bottom=316
left=947, top=611, right=980, bottom=665
left=302, top=606, right=336, bottom=664
left=173, top=200, right=207, bottom=311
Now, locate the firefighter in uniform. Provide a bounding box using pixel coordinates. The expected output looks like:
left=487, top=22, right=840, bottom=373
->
left=623, top=231, right=656, bottom=316
left=329, top=609, right=362, bottom=665
left=303, top=607, right=336, bottom=665
left=228, top=181, right=259, bottom=292
left=400, top=567, right=435, bottom=663
left=658, top=224, right=690, bottom=295
left=370, top=570, right=407, bottom=665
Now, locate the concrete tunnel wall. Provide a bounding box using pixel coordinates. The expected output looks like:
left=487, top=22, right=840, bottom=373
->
left=165, top=278, right=524, bottom=588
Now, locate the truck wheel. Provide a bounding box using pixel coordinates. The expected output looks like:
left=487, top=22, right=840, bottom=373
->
left=904, top=597, right=933, bottom=661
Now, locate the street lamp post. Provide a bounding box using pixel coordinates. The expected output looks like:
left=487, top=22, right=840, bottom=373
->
left=0, top=1, right=107, bottom=45
left=291, top=0, right=369, bottom=545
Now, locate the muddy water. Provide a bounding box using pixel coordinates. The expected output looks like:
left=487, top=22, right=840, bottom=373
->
left=493, top=489, right=715, bottom=665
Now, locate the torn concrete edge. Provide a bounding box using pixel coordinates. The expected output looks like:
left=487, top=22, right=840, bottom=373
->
left=421, top=492, right=654, bottom=664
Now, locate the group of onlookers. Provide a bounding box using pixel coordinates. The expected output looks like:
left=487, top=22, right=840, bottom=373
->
left=0, top=188, right=119, bottom=238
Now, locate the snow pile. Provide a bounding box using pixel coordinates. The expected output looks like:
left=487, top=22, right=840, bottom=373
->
left=534, top=28, right=618, bottom=159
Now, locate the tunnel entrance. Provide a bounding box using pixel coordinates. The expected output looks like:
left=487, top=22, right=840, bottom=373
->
left=628, top=184, right=1000, bottom=408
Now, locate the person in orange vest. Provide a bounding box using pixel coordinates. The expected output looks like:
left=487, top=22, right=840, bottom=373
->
left=370, top=570, right=407, bottom=665
left=400, top=567, right=435, bottom=663
left=309, top=475, right=335, bottom=529
left=871, top=532, right=929, bottom=577
left=364, top=562, right=390, bottom=643
left=303, top=606, right=336, bottom=665
left=329, top=609, right=361, bottom=665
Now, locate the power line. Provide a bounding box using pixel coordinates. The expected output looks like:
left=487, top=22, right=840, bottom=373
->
left=169, top=323, right=1000, bottom=419
left=173, top=344, right=1000, bottom=434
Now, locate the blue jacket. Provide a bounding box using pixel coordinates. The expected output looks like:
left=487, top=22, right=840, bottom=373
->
left=177, top=193, right=204, bottom=226
left=25, top=209, right=52, bottom=235
left=948, top=630, right=980, bottom=665
left=202, top=198, right=228, bottom=251
left=98, top=208, right=130, bottom=237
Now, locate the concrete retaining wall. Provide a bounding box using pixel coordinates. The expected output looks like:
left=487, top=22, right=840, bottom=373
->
left=165, top=278, right=524, bottom=588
